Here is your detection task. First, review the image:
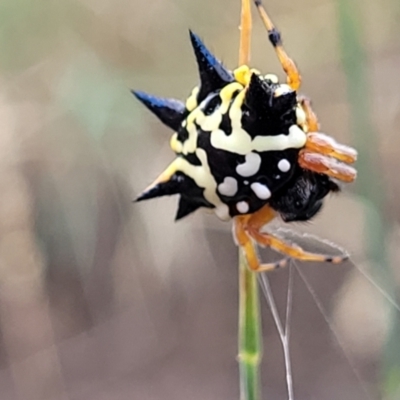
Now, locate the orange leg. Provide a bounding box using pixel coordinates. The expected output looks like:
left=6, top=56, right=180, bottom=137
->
left=239, top=0, right=252, bottom=66
left=304, top=132, right=358, bottom=164
left=298, top=150, right=357, bottom=183
left=299, top=96, right=320, bottom=132
left=248, top=228, right=348, bottom=265
left=234, top=205, right=348, bottom=273
left=253, top=0, right=301, bottom=90
left=234, top=212, right=290, bottom=272
left=298, top=97, right=357, bottom=163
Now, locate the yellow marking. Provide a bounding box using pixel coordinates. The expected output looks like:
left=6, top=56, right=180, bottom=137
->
left=233, top=65, right=260, bottom=86
left=253, top=125, right=307, bottom=151
left=296, top=104, right=306, bottom=125
left=185, top=86, right=199, bottom=111
left=234, top=65, right=251, bottom=85
left=170, top=107, right=204, bottom=154
left=194, top=109, right=205, bottom=126
left=170, top=132, right=181, bottom=153
left=195, top=149, right=230, bottom=220
left=264, top=74, right=279, bottom=83
left=295, top=104, right=308, bottom=132
left=219, top=82, right=243, bottom=113
left=229, top=88, right=247, bottom=131
left=171, top=106, right=205, bottom=155
left=173, top=82, right=244, bottom=155
left=215, top=203, right=230, bottom=220
left=211, top=88, right=307, bottom=154
left=143, top=157, right=182, bottom=193
left=183, top=120, right=198, bottom=154
left=174, top=82, right=245, bottom=155
left=201, top=109, right=222, bottom=131
left=160, top=150, right=230, bottom=220
left=182, top=107, right=203, bottom=154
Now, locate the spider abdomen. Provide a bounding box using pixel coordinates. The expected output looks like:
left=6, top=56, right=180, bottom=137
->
left=133, top=32, right=341, bottom=222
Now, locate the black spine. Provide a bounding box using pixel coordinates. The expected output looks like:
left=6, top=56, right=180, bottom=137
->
left=132, top=90, right=185, bottom=131
left=189, top=30, right=233, bottom=101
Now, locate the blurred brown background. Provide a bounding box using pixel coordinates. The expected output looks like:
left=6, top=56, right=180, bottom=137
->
left=0, top=0, right=399, bottom=399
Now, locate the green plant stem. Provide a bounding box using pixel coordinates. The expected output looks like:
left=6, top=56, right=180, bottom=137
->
left=238, top=248, right=262, bottom=400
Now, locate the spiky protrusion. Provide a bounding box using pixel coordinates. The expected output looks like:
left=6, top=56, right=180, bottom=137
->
left=189, top=31, right=234, bottom=101
left=135, top=173, right=185, bottom=202
left=242, top=73, right=297, bottom=137
left=132, top=33, right=234, bottom=219
left=132, top=91, right=185, bottom=131
left=135, top=170, right=213, bottom=219
left=132, top=33, right=233, bottom=131
left=175, top=197, right=203, bottom=220
left=245, top=74, right=296, bottom=115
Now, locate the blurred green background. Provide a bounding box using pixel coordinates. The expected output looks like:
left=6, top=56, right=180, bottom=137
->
left=0, top=0, right=399, bottom=399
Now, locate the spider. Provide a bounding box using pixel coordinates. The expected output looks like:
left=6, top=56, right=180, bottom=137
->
left=132, top=0, right=357, bottom=272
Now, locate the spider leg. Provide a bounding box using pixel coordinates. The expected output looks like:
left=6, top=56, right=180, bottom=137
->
left=239, top=0, right=252, bottom=65
left=253, top=0, right=301, bottom=90
left=297, top=97, right=357, bottom=163
left=304, top=133, right=357, bottom=164
left=298, top=149, right=357, bottom=182
left=297, top=97, right=357, bottom=165
left=247, top=227, right=349, bottom=265
left=299, top=96, right=320, bottom=132
left=234, top=205, right=348, bottom=272
left=234, top=211, right=290, bottom=272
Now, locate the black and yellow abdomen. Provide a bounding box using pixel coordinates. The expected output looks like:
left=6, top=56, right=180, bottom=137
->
left=134, top=31, right=339, bottom=222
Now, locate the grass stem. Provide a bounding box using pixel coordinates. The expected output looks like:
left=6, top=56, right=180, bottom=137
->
left=238, top=248, right=262, bottom=400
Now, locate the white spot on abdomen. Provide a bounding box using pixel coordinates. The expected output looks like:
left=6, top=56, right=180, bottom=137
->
left=218, top=177, right=238, bottom=197
left=236, top=153, right=262, bottom=177
left=236, top=201, right=249, bottom=214
left=250, top=182, right=271, bottom=200
left=278, top=159, right=291, bottom=173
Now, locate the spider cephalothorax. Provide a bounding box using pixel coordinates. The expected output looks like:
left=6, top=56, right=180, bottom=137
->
left=134, top=0, right=357, bottom=271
